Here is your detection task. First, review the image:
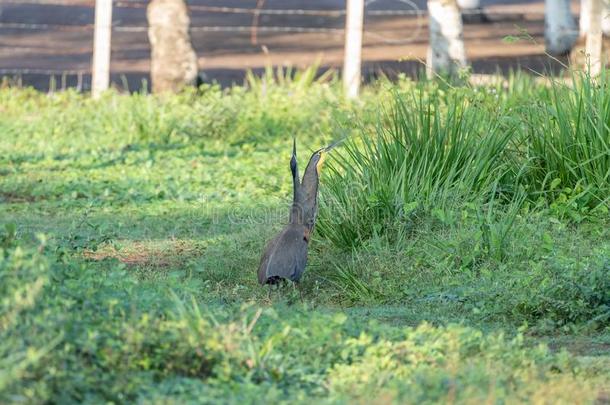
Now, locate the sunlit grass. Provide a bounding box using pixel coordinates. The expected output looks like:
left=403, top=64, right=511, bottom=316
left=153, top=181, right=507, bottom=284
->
left=0, top=72, right=608, bottom=403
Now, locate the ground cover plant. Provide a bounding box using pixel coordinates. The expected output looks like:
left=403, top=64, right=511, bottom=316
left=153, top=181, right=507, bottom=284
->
left=0, top=70, right=609, bottom=403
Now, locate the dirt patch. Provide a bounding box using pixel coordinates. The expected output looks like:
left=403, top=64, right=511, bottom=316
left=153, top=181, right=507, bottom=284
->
left=0, top=191, right=39, bottom=203
left=83, top=239, right=205, bottom=268
left=545, top=338, right=610, bottom=357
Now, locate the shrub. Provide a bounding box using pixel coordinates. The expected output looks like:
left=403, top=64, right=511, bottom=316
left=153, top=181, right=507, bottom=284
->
left=522, top=73, right=610, bottom=210
left=318, top=86, right=513, bottom=249
left=0, top=240, right=53, bottom=396
left=511, top=257, right=610, bottom=330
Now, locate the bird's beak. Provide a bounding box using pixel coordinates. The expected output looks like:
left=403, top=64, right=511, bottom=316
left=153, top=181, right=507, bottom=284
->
left=323, top=137, right=345, bottom=153
left=292, top=137, right=297, bottom=158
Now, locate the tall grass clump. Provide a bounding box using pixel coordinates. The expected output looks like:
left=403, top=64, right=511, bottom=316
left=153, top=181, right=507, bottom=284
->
left=523, top=72, right=610, bottom=210
left=318, top=87, right=514, bottom=249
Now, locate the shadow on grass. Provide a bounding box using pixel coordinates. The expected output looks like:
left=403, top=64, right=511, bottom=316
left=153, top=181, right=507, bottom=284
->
left=2, top=198, right=294, bottom=292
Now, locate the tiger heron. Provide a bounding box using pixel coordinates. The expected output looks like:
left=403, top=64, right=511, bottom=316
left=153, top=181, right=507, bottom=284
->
left=257, top=139, right=339, bottom=287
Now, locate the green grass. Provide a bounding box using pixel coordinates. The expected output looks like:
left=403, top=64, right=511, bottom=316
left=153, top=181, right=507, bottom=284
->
left=523, top=73, right=610, bottom=212
left=0, top=71, right=609, bottom=403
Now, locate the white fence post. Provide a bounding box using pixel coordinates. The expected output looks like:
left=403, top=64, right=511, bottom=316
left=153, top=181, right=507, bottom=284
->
left=92, top=0, right=113, bottom=98
left=343, top=0, right=364, bottom=99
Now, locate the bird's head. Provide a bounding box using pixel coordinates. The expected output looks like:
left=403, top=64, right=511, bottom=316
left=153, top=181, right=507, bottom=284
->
left=310, top=148, right=326, bottom=176
left=312, top=138, right=343, bottom=175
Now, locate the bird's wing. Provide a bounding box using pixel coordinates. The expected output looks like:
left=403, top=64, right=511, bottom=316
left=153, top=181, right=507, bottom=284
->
left=257, top=230, right=283, bottom=284
left=258, top=225, right=310, bottom=283
left=290, top=235, right=309, bottom=282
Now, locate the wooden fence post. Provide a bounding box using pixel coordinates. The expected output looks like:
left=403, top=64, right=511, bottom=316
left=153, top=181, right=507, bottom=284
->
left=343, top=0, right=364, bottom=99
left=92, top=0, right=113, bottom=98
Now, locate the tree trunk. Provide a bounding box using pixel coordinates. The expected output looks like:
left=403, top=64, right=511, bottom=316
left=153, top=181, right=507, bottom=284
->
left=457, top=0, right=486, bottom=23
left=545, top=0, right=578, bottom=55
left=586, top=0, right=604, bottom=75
left=580, top=0, right=590, bottom=38
left=580, top=0, right=610, bottom=36
left=147, top=0, right=198, bottom=93
left=457, top=0, right=480, bottom=9
left=427, top=0, right=467, bottom=78
left=602, top=0, right=610, bottom=35
left=572, top=0, right=609, bottom=70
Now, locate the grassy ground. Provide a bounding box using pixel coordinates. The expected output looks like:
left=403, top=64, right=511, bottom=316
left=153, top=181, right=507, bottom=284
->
left=1, top=71, right=609, bottom=403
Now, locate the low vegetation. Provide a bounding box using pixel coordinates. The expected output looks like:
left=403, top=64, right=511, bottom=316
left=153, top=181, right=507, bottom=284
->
left=0, top=69, right=608, bottom=403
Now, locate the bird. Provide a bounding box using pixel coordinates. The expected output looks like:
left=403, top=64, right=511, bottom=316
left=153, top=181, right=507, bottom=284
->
left=257, top=138, right=340, bottom=288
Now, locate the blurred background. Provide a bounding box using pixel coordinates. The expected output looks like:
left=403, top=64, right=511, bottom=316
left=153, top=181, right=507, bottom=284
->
left=0, top=0, right=585, bottom=91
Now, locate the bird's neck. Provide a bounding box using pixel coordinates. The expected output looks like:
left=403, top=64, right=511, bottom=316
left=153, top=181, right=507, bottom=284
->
left=289, top=186, right=305, bottom=225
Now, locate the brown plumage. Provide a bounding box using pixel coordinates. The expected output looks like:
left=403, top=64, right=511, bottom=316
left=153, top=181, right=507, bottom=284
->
left=257, top=139, right=338, bottom=286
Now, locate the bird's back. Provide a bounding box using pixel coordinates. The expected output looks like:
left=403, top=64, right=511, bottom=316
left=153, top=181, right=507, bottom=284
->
left=258, top=223, right=309, bottom=284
